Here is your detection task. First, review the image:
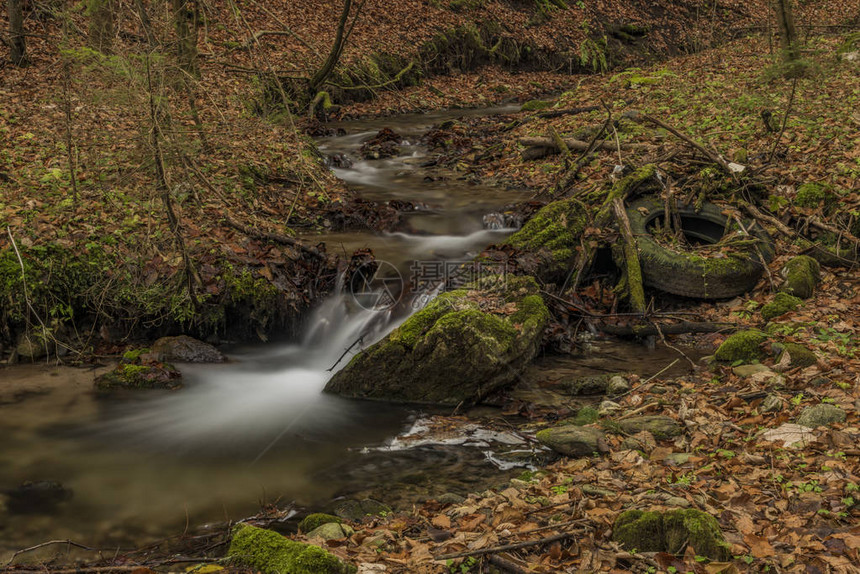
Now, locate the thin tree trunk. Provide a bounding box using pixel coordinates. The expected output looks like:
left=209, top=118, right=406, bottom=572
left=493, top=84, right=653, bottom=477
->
left=307, top=0, right=352, bottom=95
left=8, top=0, right=27, bottom=66
left=772, top=0, right=798, bottom=61
left=172, top=0, right=200, bottom=78
left=87, top=0, right=115, bottom=54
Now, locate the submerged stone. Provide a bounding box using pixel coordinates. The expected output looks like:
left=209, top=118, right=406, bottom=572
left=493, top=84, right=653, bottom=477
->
left=228, top=524, right=354, bottom=574
left=714, top=330, right=768, bottom=363
left=325, top=276, right=549, bottom=405
left=4, top=480, right=73, bottom=514
left=94, top=359, right=182, bottom=391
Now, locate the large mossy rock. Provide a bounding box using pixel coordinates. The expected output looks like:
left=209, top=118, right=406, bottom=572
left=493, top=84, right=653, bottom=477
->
left=228, top=524, right=355, bottom=574
left=151, top=335, right=224, bottom=363
left=507, top=198, right=588, bottom=283
left=325, top=276, right=549, bottom=405
left=94, top=348, right=182, bottom=391
left=714, top=330, right=768, bottom=363
left=618, top=415, right=682, bottom=440
left=796, top=404, right=846, bottom=428
left=613, top=509, right=731, bottom=560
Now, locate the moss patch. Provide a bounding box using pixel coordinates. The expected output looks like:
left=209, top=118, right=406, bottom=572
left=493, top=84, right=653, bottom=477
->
left=613, top=509, right=730, bottom=560
left=795, top=182, right=833, bottom=209
left=228, top=524, right=354, bottom=574
left=714, top=330, right=768, bottom=363
left=779, top=255, right=820, bottom=299
left=520, top=99, right=552, bottom=111
left=778, top=342, right=817, bottom=368
left=761, top=292, right=802, bottom=322
left=507, top=197, right=588, bottom=283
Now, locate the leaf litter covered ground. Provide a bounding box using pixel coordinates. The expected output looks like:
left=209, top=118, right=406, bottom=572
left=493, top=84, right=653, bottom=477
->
left=2, top=1, right=860, bottom=573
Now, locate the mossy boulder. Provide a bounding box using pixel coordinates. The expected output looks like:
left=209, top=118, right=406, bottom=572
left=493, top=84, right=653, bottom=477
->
left=714, top=330, right=768, bottom=363
left=228, top=524, right=355, bottom=574
left=520, top=99, right=552, bottom=112
left=94, top=350, right=182, bottom=391
left=299, top=513, right=341, bottom=534
left=151, top=335, right=224, bottom=363
left=612, top=510, right=664, bottom=552
left=325, top=276, right=549, bottom=405
left=776, top=342, right=817, bottom=369
left=618, top=415, right=682, bottom=440
left=561, top=374, right=611, bottom=395
left=796, top=404, right=846, bottom=428
left=761, top=292, right=802, bottom=322
left=779, top=255, right=820, bottom=299
left=613, top=509, right=730, bottom=560
left=536, top=425, right=606, bottom=457
left=507, top=198, right=588, bottom=283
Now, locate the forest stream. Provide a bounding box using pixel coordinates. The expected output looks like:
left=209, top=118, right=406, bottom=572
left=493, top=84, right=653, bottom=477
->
left=0, top=107, right=697, bottom=563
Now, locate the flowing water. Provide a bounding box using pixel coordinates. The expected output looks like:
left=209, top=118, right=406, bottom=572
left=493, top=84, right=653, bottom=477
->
left=0, top=106, right=696, bottom=563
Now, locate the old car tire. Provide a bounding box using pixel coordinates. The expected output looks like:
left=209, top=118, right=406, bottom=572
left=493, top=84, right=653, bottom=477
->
left=626, top=196, right=775, bottom=299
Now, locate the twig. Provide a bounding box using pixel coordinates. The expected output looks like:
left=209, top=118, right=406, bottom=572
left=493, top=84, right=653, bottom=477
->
left=617, top=401, right=661, bottom=420
left=327, top=335, right=364, bottom=371
left=768, top=77, right=798, bottom=164
left=806, top=216, right=860, bottom=246
left=653, top=322, right=696, bottom=369
left=488, top=554, right=530, bottom=574
left=434, top=531, right=580, bottom=561
left=6, top=227, right=52, bottom=358
left=224, top=216, right=326, bottom=260
left=740, top=201, right=795, bottom=238
left=4, top=539, right=102, bottom=567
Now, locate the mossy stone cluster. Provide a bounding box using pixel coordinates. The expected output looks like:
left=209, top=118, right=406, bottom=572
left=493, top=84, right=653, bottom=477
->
left=94, top=349, right=182, bottom=391
left=761, top=292, right=802, bottom=322
left=613, top=509, right=731, bottom=560
left=299, top=513, right=341, bottom=534
left=779, top=255, right=820, bottom=299
left=714, top=330, right=769, bottom=363
left=325, top=276, right=549, bottom=405
left=228, top=524, right=355, bottom=574
left=507, top=198, right=588, bottom=283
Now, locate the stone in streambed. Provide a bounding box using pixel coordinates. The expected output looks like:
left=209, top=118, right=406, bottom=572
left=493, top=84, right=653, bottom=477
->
left=536, top=425, right=607, bottom=457
left=4, top=480, right=73, bottom=514
left=151, top=335, right=224, bottom=363
left=299, top=513, right=341, bottom=534
left=796, top=404, right=846, bottom=428
left=333, top=499, right=391, bottom=521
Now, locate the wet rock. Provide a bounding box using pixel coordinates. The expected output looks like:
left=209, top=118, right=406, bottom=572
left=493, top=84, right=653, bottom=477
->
left=359, top=128, right=402, bottom=160
left=435, top=493, right=465, bottom=505
left=607, top=375, right=630, bottom=396
left=227, top=523, right=353, bottom=574
left=779, top=255, right=820, bottom=299
left=307, top=522, right=354, bottom=540
left=482, top=212, right=523, bottom=230
left=796, top=404, right=846, bottom=428
left=714, top=329, right=768, bottom=363
left=613, top=508, right=730, bottom=560
left=334, top=498, right=391, bottom=521
left=761, top=394, right=783, bottom=413
left=299, top=513, right=341, bottom=534
left=618, top=416, right=682, bottom=440
left=561, top=375, right=609, bottom=395
left=94, top=348, right=182, bottom=391
left=151, top=335, right=224, bottom=363
left=327, top=153, right=353, bottom=169
left=4, top=481, right=73, bottom=514
left=761, top=292, right=802, bottom=322
left=536, top=425, right=606, bottom=457
left=325, top=276, right=549, bottom=406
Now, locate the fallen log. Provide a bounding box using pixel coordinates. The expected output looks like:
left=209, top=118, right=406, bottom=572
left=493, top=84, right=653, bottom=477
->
left=519, top=136, right=638, bottom=153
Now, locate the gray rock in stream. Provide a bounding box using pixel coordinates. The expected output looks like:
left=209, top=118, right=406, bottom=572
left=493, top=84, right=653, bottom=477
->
left=151, top=335, right=224, bottom=363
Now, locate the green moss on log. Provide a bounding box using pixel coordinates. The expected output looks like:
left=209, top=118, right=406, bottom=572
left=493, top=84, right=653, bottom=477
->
left=228, top=524, right=354, bottom=574
left=507, top=198, right=588, bottom=282
left=613, top=509, right=730, bottom=560
left=613, top=510, right=664, bottom=552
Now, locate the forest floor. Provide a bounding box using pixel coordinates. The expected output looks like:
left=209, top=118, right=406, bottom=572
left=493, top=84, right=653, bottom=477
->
left=1, top=0, right=860, bottom=573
